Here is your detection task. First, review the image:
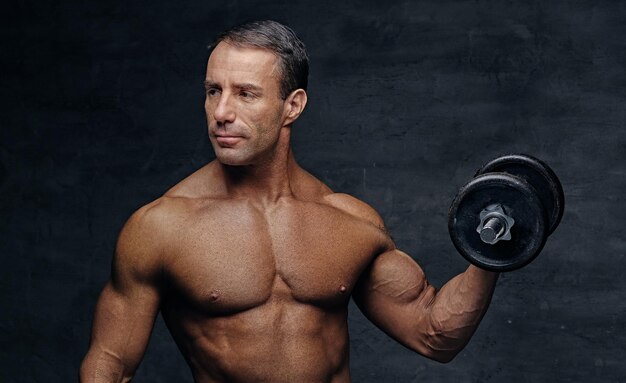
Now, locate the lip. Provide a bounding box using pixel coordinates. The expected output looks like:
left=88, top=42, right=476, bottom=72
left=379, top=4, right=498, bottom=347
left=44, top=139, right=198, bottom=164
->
left=215, top=135, right=244, bottom=147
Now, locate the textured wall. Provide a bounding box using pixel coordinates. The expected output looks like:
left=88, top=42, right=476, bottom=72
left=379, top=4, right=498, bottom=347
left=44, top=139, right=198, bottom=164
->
left=1, top=1, right=625, bottom=382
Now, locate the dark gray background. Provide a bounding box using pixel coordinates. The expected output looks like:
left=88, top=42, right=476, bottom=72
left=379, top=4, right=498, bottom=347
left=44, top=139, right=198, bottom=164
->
left=1, top=0, right=624, bottom=382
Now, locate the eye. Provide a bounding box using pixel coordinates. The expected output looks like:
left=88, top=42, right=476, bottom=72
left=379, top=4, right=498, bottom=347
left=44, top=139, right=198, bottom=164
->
left=240, top=90, right=254, bottom=99
left=206, top=87, right=221, bottom=96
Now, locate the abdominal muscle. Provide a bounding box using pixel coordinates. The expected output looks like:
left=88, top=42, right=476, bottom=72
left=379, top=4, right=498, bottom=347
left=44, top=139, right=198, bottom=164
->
left=161, top=295, right=353, bottom=383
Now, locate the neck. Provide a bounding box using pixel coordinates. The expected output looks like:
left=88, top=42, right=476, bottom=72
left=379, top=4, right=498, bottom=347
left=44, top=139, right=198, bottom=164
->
left=217, top=128, right=298, bottom=203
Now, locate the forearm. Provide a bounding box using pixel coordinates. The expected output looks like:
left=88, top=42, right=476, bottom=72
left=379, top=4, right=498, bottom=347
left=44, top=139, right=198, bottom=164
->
left=353, top=249, right=499, bottom=363
left=424, top=265, right=498, bottom=361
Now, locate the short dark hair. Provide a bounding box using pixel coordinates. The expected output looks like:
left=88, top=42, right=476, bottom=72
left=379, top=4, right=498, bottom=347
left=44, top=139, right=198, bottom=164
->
left=210, top=20, right=309, bottom=100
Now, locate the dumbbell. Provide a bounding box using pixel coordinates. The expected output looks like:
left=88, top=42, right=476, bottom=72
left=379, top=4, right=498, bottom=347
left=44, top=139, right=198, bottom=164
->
left=448, top=154, right=564, bottom=272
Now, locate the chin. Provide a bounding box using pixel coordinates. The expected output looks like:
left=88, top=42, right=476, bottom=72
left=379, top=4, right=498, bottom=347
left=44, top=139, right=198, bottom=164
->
left=214, top=150, right=253, bottom=167
left=217, top=158, right=250, bottom=167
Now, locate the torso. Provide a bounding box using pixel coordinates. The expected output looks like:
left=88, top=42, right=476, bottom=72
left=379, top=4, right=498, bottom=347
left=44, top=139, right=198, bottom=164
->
left=150, top=162, right=390, bottom=383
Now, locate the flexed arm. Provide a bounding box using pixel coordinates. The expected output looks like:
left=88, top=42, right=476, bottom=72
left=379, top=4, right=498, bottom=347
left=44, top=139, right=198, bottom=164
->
left=353, top=248, right=498, bottom=363
left=325, top=192, right=498, bottom=362
left=80, top=203, right=165, bottom=382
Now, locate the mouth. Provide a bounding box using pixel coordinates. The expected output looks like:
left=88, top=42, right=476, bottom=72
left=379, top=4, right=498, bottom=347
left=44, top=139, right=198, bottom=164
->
left=214, top=134, right=244, bottom=147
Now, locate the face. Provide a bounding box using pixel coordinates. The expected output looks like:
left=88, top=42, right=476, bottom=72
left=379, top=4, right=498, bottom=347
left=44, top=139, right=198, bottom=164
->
left=204, top=42, right=288, bottom=166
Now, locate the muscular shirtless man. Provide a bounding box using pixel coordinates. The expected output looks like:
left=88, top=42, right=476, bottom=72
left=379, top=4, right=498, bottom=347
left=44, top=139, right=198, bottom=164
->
left=80, top=20, right=498, bottom=383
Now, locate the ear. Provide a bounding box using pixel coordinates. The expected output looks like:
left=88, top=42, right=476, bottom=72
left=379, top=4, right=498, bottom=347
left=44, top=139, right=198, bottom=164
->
left=283, top=89, right=308, bottom=126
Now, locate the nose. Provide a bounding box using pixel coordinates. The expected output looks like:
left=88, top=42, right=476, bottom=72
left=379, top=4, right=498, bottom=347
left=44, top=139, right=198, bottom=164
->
left=210, top=92, right=236, bottom=125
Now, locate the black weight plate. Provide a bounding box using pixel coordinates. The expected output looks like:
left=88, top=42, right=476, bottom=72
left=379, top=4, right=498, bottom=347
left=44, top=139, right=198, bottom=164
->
left=476, top=154, right=564, bottom=234
left=448, top=173, right=548, bottom=272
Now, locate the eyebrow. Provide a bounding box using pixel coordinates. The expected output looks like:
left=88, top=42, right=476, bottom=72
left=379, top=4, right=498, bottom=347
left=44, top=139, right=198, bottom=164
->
left=236, top=83, right=263, bottom=92
left=204, top=80, right=218, bottom=90
left=203, top=80, right=263, bottom=92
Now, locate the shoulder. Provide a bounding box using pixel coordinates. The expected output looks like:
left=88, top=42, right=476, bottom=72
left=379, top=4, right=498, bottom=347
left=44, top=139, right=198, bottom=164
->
left=112, top=163, right=223, bottom=283
left=114, top=198, right=173, bottom=272
left=322, top=193, right=396, bottom=253
left=119, top=198, right=175, bottom=245
left=323, top=193, right=387, bottom=232
left=164, top=161, right=224, bottom=199
left=113, top=192, right=208, bottom=286
left=119, top=161, right=228, bottom=252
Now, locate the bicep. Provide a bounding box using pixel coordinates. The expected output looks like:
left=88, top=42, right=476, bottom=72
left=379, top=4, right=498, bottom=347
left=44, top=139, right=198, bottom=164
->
left=353, top=249, right=437, bottom=355
left=82, top=279, right=160, bottom=382
left=92, top=279, right=160, bottom=356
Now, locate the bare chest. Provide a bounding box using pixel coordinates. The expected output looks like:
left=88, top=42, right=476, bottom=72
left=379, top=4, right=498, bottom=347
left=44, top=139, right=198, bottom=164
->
left=163, top=200, right=382, bottom=313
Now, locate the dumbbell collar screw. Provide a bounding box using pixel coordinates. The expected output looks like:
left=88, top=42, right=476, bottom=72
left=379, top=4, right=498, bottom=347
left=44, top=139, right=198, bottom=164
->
left=476, top=204, right=515, bottom=245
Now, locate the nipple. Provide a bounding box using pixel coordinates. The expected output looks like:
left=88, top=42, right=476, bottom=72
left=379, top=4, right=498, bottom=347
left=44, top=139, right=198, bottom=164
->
left=209, top=290, right=220, bottom=301
left=339, top=285, right=347, bottom=294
